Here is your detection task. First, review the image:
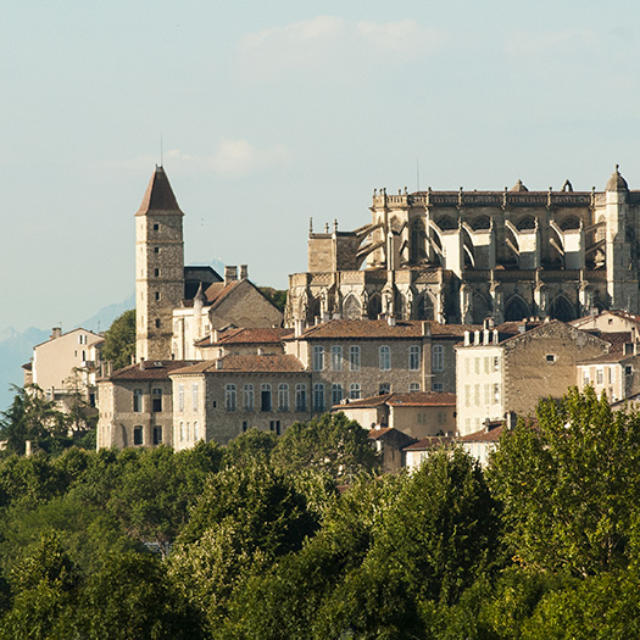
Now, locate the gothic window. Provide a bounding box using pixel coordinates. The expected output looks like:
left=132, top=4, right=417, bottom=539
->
left=550, top=296, right=576, bottom=322
left=410, top=219, right=426, bottom=262
left=368, top=295, right=382, bottom=319
left=471, top=292, right=491, bottom=324
left=504, top=296, right=529, bottom=322
left=419, top=293, right=435, bottom=321
left=516, top=216, right=536, bottom=231
left=343, top=295, right=362, bottom=320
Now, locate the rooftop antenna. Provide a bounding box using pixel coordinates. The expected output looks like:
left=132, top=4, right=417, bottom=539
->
left=416, top=158, right=420, bottom=192
left=160, top=134, right=163, bottom=167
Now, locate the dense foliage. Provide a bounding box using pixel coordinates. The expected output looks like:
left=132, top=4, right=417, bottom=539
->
left=0, top=393, right=638, bottom=637
left=101, top=309, right=136, bottom=370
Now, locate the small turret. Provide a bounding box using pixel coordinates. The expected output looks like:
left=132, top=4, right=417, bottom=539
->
left=606, top=164, right=629, bottom=192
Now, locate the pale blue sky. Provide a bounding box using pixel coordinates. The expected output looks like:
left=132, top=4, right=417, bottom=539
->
left=2, top=0, right=639, bottom=334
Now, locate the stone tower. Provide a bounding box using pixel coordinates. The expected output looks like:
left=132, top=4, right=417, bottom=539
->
left=135, top=166, right=185, bottom=362
left=604, top=165, right=639, bottom=312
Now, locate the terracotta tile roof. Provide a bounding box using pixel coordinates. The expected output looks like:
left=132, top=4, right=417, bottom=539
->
left=170, top=353, right=306, bottom=375
left=332, top=394, right=392, bottom=409
left=387, top=392, right=456, bottom=407
left=203, top=280, right=240, bottom=307
left=106, top=360, right=199, bottom=381
left=403, top=436, right=453, bottom=451
left=135, top=166, right=183, bottom=216
left=458, top=425, right=504, bottom=443
left=289, top=319, right=479, bottom=341
left=368, top=427, right=394, bottom=439
left=195, top=327, right=293, bottom=348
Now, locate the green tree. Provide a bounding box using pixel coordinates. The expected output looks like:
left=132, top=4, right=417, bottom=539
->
left=271, top=412, right=380, bottom=483
left=258, top=287, right=287, bottom=312
left=102, top=309, right=135, bottom=370
left=0, top=385, right=67, bottom=456
left=488, top=387, right=640, bottom=576
left=222, top=428, right=277, bottom=468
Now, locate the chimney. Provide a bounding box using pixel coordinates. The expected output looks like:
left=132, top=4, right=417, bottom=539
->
left=493, top=329, right=499, bottom=344
left=422, top=321, right=431, bottom=337
left=216, top=359, right=223, bottom=370
left=483, top=329, right=490, bottom=345
left=239, top=264, right=248, bottom=280
left=483, top=317, right=495, bottom=331
left=294, top=319, right=304, bottom=338
left=463, top=331, right=471, bottom=346
left=224, top=265, right=238, bottom=285
left=257, top=347, right=264, bottom=356
left=139, top=360, right=146, bottom=370
left=315, top=316, right=320, bottom=326
left=474, top=330, right=481, bottom=345
left=210, top=329, right=218, bottom=345
left=506, top=411, right=517, bottom=430
left=51, top=327, right=62, bottom=340
left=387, top=314, right=396, bottom=327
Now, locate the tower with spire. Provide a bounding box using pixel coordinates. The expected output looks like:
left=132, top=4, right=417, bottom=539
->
left=135, top=165, right=185, bottom=361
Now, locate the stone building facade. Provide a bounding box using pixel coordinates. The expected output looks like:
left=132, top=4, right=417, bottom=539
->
left=287, top=167, right=640, bottom=328
left=455, top=320, right=612, bottom=436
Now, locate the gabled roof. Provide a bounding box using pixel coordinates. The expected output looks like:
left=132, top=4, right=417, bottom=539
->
left=289, top=319, right=479, bottom=341
left=105, top=360, right=199, bottom=381
left=332, top=391, right=456, bottom=410
left=170, top=353, right=306, bottom=375
left=135, top=165, right=183, bottom=216
left=496, top=319, right=610, bottom=349
left=195, top=327, right=293, bottom=348
left=33, top=327, right=104, bottom=350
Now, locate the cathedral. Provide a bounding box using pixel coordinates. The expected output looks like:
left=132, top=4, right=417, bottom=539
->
left=286, top=167, right=640, bottom=326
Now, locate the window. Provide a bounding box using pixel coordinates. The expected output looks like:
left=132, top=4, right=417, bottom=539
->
left=154, top=292, right=160, bottom=301
left=133, top=389, right=143, bottom=412
left=596, top=368, right=604, bottom=385
left=409, top=345, right=420, bottom=371
left=133, top=426, right=143, bottom=445
left=484, top=384, right=490, bottom=404
left=186, top=422, right=190, bottom=440
left=493, top=357, right=499, bottom=372
left=379, top=345, right=391, bottom=371
left=278, top=384, right=289, bottom=411
left=178, top=385, right=184, bottom=412
left=313, top=384, right=325, bottom=412
left=332, top=383, right=343, bottom=406
left=191, top=384, right=199, bottom=411
left=484, top=357, right=490, bottom=374
left=225, top=384, right=237, bottom=411
left=152, top=388, right=162, bottom=412
left=432, top=345, right=444, bottom=372
left=295, top=384, right=307, bottom=412
left=312, top=346, right=324, bottom=371
left=331, top=345, right=343, bottom=371
left=154, top=268, right=160, bottom=277
left=432, top=382, right=443, bottom=392
left=546, top=354, right=557, bottom=363
left=349, top=345, right=361, bottom=371
left=269, top=420, right=282, bottom=435
left=379, top=382, right=391, bottom=395
left=474, top=384, right=480, bottom=406
left=243, top=384, right=254, bottom=411
left=583, top=372, right=590, bottom=386
left=626, top=366, right=633, bottom=376
left=179, top=422, right=184, bottom=441
left=78, top=334, right=87, bottom=345
left=493, top=384, right=500, bottom=403
left=474, top=358, right=480, bottom=375
left=154, top=247, right=159, bottom=254
left=465, top=384, right=471, bottom=407
left=194, top=421, right=199, bottom=440
left=153, top=223, right=159, bottom=231
left=261, top=384, right=272, bottom=412
left=349, top=383, right=361, bottom=400
left=409, top=382, right=420, bottom=393
left=153, top=426, right=162, bottom=445
left=155, top=319, right=161, bottom=329
left=242, top=421, right=248, bottom=433
left=607, top=367, right=612, bottom=384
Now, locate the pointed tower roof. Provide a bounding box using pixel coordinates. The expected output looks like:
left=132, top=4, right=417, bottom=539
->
left=510, top=179, right=528, bottom=192
left=135, top=165, right=184, bottom=216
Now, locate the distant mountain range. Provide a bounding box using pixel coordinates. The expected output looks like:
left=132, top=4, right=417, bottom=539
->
left=0, top=294, right=135, bottom=414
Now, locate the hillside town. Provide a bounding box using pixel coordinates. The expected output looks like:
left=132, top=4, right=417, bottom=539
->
left=21, top=164, right=640, bottom=470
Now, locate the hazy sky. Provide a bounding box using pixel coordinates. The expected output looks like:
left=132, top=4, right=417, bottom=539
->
left=2, top=0, right=639, bottom=334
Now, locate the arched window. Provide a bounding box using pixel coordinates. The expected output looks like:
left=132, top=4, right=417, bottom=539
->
left=504, top=296, right=530, bottom=321
left=516, top=216, right=536, bottom=230
left=368, top=295, right=382, bottom=319
left=343, top=295, right=362, bottom=320
left=409, top=345, right=421, bottom=371
left=470, top=215, right=491, bottom=230
left=419, top=293, right=435, bottom=321
left=278, top=384, right=289, bottom=411
left=225, top=384, right=237, bottom=411
left=550, top=296, right=576, bottom=322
